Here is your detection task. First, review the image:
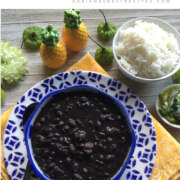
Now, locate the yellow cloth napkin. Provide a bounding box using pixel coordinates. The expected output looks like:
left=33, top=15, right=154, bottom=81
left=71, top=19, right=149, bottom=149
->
left=1, top=53, right=180, bottom=180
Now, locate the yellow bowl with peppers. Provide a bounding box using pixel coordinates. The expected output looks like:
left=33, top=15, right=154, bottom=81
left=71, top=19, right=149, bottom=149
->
left=156, top=84, right=180, bottom=129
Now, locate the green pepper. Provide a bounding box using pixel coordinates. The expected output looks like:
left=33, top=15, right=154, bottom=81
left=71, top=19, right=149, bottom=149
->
left=97, top=10, right=116, bottom=41
left=88, top=35, right=114, bottom=66
left=22, top=26, right=42, bottom=49
left=95, top=47, right=114, bottom=65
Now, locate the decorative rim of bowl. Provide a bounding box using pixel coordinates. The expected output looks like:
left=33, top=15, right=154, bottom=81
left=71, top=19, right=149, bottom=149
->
left=113, top=17, right=180, bottom=82
left=24, top=84, right=136, bottom=180
left=156, top=84, right=180, bottom=129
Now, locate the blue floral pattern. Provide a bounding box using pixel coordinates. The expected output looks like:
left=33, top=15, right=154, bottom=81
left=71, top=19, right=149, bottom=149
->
left=3, top=71, right=156, bottom=180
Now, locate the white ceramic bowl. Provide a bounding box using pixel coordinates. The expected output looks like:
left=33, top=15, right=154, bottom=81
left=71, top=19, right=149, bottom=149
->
left=156, top=84, right=180, bottom=129
left=113, top=17, right=180, bottom=83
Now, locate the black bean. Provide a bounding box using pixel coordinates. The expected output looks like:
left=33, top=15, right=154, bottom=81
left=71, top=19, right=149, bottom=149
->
left=40, top=117, right=45, bottom=123
left=95, top=121, right=101, bottom=128
left=106, top=155, right=115, bottom=161
left=99, top=132, right=106, bottom=137
left=84, top=142, right=94, bottom=149
left=103, top=107, right=108, bottom=112
left=89, top=155, right=94, bottom=160
left=58, top=121, right=64, bottom=127
left=47, top=157, right=53, bottom=163
left=111, top=127, right=120, bottom=135
left=105, top=114, right=115, bottom=121
left=100, top=115, right=105, bottom=121
left=79, top=143, right=84, bottom=148
left=42, top=149, right=49, bottom=157
left=49, top=162, right=56, bottom=169
left=55, top=133, right=60, bottom=137
left=105, top=172, right=110, bottom=177
left=77, top=151, right=84, bottom=156
left=64, top=125, right=70, bottom=131
left=120, top=136, right=126, bottom=143
left=95, top=159, right=103, bottom=165
left=95, top=109, right=100, bottom=113
left=98, top=103, right=103, bottom=107
left=73, top=131, right=79, bottom=139
left=78, top=131, right=86, bottom=141
left=54, top=117, right=60, bottom=121
left=52, top=102, right=56, bottom=107
left=99, top=154, right=104, bottom=160
left=67, top=119, right=76, bottom=127
left=76, top=101, right=81, bottom=107
left=107, top=137, right=113, bottom=143
left=88, top=120, right=93, bottom=125
left=61, top=148, right=69, bottom=155
left=55, top=143, right=63, bottom=151
left=34, top=122, right=41, bottom=130
left=117, top=115, right=122, bottom=120
left=51, top=151, right=56, bottom=156
left=53, top=166, right=64, bottom=174
left=52, top=137, right=58, bottom=142
left=82, top=168, right=88, bottom=173
left=69, top=144, right=76, bottom=153
left=74, top=173, right=83, bottom=180
left=54, top=104, right=61, bottom=110
left=38, top=135, right=46, bottom=145
left=111, top=144, right=117, bottom=150
left=66, top=157, right=72, bottom=164
left=56, top=110, right=62, bottom=116
left=84, top=149, right=92, bottom=154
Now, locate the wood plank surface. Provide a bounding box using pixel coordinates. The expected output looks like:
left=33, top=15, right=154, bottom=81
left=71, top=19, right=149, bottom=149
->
left=1, top=9, right=180, bottom=142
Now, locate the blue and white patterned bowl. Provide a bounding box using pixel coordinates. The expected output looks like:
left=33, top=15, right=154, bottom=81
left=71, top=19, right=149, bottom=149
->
left=3, top=71, right=157, bottom=180
left=24, top=85, right=136, bottom=180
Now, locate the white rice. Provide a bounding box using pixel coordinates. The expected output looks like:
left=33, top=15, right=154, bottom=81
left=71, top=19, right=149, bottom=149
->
left=115, top=20, right=180, bottom=79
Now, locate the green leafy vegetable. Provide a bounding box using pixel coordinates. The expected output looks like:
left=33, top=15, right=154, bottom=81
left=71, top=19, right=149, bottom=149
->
left=172, top=69, right=180, bottom=83
left=1, top=88, right=4, bottom=104
left=1, top=41, right=28, bottom=85
left=22, top=26, right=42, bottom=49
left=97, top=10, right=116, bottom=41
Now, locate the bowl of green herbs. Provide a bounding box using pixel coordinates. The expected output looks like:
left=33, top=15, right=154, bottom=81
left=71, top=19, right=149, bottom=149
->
left=156, top=84, right=180, bottom=128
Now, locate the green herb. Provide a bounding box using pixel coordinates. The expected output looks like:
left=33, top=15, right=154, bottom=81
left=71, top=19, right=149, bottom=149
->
left=97, top=10, right=116, bottom=41
left=22, top=26, right=42, bottom=49
left=1, top=41, right=28, bottom=85
left=41, top=25, right=59, bottom=48
left=172, top=69, right=180, bottom=83
left=64, top=9, right=82, bottom=30
left=158, top=86, right=180, bottom=124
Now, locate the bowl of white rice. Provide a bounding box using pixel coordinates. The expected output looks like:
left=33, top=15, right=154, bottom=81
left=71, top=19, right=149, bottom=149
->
left=113, top=17, right=180, bottom=83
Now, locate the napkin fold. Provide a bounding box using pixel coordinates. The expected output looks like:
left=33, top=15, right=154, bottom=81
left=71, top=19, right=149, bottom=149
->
left=1, top=53, right=180, bottom=180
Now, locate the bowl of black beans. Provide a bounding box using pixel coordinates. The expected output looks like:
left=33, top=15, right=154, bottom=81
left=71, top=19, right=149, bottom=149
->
left=24, top=85, right=136, bottom=180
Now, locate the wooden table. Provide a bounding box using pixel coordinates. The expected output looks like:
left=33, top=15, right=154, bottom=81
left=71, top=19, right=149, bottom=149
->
left=1, top=9, right=180, bottom=143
